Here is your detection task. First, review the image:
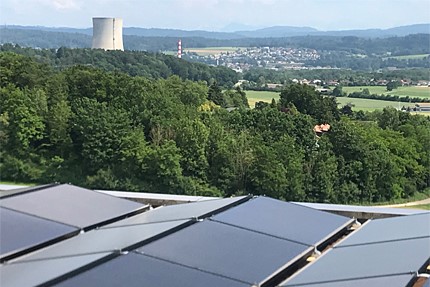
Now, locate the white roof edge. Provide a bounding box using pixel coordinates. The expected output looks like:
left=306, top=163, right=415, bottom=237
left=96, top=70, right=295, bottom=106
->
left=95, top=190, right=219, bottom=202
left=292, top=202, right=428, bottom=216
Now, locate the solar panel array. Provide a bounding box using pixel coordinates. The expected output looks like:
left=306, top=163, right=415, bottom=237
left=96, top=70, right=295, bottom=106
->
left=0, top=184, right=145, bottom=229
left=0, top=207, right=78, bottom=260
left=280, top=213, right=430, bottom=287
left=0, top=186, right=249, bottom=287
left=51, top=196, right=354, bottom=287
left=1, top=184, right=429, bottom=287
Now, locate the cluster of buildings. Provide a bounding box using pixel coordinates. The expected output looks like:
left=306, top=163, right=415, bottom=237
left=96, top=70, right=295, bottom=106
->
left=185, top=47, right=321, bottom=72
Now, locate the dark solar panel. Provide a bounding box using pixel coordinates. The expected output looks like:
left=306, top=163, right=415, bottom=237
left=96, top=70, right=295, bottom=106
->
left=282, top=237, right=430, bottom=286
left=138, top=220, right=310, bottom=285
left=105, top=196, right=248, bottom=228
left=0, top=252, right=111, bottom=287
left=212, top=197, right=352, bottom=245
left=0, top=207, right=78, bottom=260
left=0, top=184, right=144, bottom=228
left=11, top=220, right=189, bottom=262
left=0, top=184, right=56, bottom=199
left=53, top=252, right=250, bottom=287
left=281, top=274, right=415, bottom=287
left=336, top=213, right=430, bottom=247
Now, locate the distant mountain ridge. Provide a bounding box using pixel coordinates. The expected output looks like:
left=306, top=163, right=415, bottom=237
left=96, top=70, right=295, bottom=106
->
left=4, top=23, right=429, bottom=39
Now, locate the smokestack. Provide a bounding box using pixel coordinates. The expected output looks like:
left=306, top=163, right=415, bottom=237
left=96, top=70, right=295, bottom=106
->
left=178, top=39, right=182, bottom=58
left=92, top=17, right=124, bottom=51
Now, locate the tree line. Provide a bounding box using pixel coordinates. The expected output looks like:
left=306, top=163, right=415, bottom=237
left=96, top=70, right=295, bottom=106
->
left=1, top=51, right=429, bottom=204
left=1, top=27, right=429, bottom=70
left=0, top=44, right=238, bottom=87
left=2, top=28, right=428, bottom=55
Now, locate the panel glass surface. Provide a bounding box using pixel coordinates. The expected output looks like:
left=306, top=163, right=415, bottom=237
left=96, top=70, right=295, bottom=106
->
left=53, top=253, right=250, bottom=287
left=138, top=220, right=310, bottom=285
left=213, top=197, right=351, bottom=245
left=336, top=213, right=430, bottom=247
left=0, top=184, right=144, bottom=228
left=11, top=220, right=188, bottom=262
left=0, top=207, right=77, bottom=258
left=106, top=196, right=247, bottom=228
left=281, top=274, right=414, bottom=287
left=0, top=252, right=111, bottom=287
left=282, top=237, right=430, bottom=286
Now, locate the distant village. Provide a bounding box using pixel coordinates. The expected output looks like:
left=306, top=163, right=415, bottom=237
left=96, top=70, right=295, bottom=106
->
left=184, top=47, right=322, bottom=72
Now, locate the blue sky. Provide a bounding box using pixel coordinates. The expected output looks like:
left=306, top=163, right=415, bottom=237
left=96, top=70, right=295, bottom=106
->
left=1, top=0, right=429, bottom=31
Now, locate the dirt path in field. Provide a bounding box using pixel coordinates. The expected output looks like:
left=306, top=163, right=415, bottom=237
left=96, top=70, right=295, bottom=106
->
left=379, top=197, right=430, bottom=208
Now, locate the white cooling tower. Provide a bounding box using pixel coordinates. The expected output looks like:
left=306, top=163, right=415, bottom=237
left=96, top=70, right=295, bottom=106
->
left=92, top=17, right=124, bottom=51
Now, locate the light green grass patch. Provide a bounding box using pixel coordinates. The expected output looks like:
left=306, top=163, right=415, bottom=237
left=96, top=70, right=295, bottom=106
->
left=245, top=90, right=421, bottom=111
left=341, top=86, right=430, bottom=99
left=336, top=97, right=416, bottom=111
left=385, top=54, right=430, bottom=60
left=246, top=90, right=280, bottom=108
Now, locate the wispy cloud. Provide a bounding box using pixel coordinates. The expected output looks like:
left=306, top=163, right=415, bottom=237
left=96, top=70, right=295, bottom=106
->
left=40, top=0, right=81, bottom=10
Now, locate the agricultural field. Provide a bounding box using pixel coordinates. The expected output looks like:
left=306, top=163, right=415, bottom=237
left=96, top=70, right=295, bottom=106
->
left=385, top=54, right=430, bottom=60
left=341, top=86, right=430, bottom=99
left=245, top=90, right=420, bottom=111
left=246, top=90, right=280, bottom=107
left=336, top=97, right=416, bottom=111
left=184, top=47, right=243, bottom=56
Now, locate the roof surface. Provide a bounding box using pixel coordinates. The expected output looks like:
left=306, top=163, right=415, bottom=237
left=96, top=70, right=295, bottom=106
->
left=1, top=184, right=428, bottom=287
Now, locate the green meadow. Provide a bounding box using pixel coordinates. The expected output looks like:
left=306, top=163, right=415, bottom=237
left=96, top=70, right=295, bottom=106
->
left=341, top=86, right=430, bottom=99
left=245, top=90, right=421, bottom=111
left=385, top=54, right=430, bottom=60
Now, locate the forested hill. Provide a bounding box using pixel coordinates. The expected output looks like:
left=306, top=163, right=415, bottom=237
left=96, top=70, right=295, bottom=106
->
left=4, top=23, right=429, bottom=38
left=1, top=27, right=429, bottom=56
left=1, top=51, right=429, bottom=204
left=0, top=45, right=238, bottom=87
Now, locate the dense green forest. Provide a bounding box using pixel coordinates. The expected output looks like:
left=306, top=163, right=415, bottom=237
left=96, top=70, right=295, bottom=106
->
left=1, top=51, right=429, bottom=203
left=0, top=44, right=238, bottom=87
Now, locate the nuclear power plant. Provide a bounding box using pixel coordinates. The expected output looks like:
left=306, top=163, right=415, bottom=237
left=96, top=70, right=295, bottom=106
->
left=92, top=17, right=124, bottom=51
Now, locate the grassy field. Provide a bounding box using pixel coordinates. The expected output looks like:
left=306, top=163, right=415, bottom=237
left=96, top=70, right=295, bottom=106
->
left=185, top=47, right=243, bottom=56
left=386, top=54, right=430, bottom=60
left=336, top=97, right=417, bottom=111
left=245, top=90, right=420, bottom=111
left=341, top=86, right=430, bottom=99
left=246, top=90, right=280, bottom=107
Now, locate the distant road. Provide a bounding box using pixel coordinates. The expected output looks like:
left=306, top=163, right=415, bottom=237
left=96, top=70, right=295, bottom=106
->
left=0, top=184, right=28, bottom=190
